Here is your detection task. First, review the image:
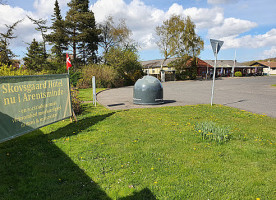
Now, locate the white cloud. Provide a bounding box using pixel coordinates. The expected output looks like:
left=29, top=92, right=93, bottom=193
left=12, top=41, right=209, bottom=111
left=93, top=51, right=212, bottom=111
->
left=166, top=3, right=184, bottom=16
left=91, top=0, right=165, bottom=50
left=208, top=0, right=238, bottom=4
left=91, top=1, right=227, bottom=50
left=33, top=0, right=55, bottom=17
left=33, top=0, right=70, bottom=17
left=208, top=17, right=257, bottom=38
left=264, top=46, right=276, bottom=58
left=183, top=7, right=224, bottom=29
left=91, top=0, right=127, bottom=22
left=252, top=29, right=276, bottom=48
left=1, top=0, right=275, bottom=61
left=220, top=29, right=276, bottom=49
left=0, top=5, right=30, bottom=28
left=0, top=0, right=71, bottom=52
left=164, top=4, right=225, bottom=29
left=0, top=5, right=36, bottom=47
left=0, top=4, right=57, bottom=57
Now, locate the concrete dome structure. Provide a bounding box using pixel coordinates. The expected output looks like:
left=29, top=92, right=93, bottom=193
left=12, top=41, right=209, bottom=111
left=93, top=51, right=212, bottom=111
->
left=133, top=76, right=163, bottom=105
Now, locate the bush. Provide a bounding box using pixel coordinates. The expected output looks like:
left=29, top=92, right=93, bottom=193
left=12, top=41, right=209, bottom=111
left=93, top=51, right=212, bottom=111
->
left=175, top=70, right=190, bottom=80
left=0, top=62, right=53, bottom=76
left=70, top=71, right=82, bottom=87
left=104, top=47, right=143, bottom=86
left=48, top=62, right=67, bottom=74
left=70, top=86, right=82, bottom=115
left=0, top=63, right=32, bottom=76
left=77, top=64, right=119, bottom=88
left=234, top=71, right=242, bottom=77
left=169, top=56, right=196, bottom=80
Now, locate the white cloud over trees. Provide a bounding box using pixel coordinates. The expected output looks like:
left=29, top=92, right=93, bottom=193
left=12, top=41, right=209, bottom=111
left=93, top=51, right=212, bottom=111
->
left=208, top=18, right=257, bottom=38
left=0, top=0, right=275, bottom=60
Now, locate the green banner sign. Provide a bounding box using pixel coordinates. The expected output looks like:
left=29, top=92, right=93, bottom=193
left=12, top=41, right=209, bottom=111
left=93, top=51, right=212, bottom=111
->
left=0, top=74, right=72, bottom=143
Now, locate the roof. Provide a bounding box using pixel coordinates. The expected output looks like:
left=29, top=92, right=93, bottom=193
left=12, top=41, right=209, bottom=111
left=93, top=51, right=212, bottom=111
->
left=204, top=60, right=244, bottom=68
left=140, top=58, right=178, bottom=68
left=141, top=59, right=267, bottom=69
left=141, top=58, right=212, bottom=68
left=250, top=61, right=276, bottom=68
left=196, top=59, right=213, bottom=68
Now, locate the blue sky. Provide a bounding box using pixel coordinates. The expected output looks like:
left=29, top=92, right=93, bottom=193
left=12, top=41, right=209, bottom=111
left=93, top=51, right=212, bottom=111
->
left=1, top=0, right=276, bottom=62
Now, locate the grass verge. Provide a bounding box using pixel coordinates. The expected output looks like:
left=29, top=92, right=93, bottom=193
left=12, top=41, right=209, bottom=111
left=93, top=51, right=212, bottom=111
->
left=0, top=94, right=275, bottom=199
left=78, top=88, right=106, bottom=102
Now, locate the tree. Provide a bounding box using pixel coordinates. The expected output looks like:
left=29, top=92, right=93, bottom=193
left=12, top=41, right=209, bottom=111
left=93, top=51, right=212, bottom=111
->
left=65, top=0, right=100, bottom=66
left=0, top=20, right=22, bottom=65
left=27, top=16, right=48, bottom=58
left=179, top=16, right=204, bottom=58
left=99, top=16, right=134, bottom=63
left=104, top=46, right=143, bottom=86
left=155, top=15, right=204, bottom=72
left=78, top=1, right=100, bottom=64
left=23, top=39, right=50, bottom=71
left=46, top=0, right=68, bottom=64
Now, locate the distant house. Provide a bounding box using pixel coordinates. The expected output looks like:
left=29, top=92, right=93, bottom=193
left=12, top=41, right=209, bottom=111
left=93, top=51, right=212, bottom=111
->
left=141, top=58, right=177, bottom=78
left=140, top=58, right=212, bottom=81
left=205, top=60, right=236, bottom=76
left=204, top=60, right=264, bottom=76
left=250, top=61, right=276, bottom=75
left=140, top=58, right=267, bottom=81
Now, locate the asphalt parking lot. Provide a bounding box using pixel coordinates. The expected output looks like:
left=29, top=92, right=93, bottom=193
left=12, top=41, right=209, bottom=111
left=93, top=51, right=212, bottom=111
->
left=97, top=76, right=276, bottom=118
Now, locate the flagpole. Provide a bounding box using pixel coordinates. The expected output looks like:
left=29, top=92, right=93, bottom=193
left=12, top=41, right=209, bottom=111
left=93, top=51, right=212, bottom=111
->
left=66, top=53, right=77, bottom=122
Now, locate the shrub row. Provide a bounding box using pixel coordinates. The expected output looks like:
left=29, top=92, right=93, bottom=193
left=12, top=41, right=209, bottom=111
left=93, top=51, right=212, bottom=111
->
left=76, top=64, right=143, bottom=89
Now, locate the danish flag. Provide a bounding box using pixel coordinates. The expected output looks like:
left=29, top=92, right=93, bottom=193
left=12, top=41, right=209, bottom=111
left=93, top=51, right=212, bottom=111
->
left=66, top=53, right=72, bottom=70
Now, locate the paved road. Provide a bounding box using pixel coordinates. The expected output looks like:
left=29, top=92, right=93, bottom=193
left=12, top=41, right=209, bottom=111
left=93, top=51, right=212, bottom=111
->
left=97, top=76, right=276, bottom=118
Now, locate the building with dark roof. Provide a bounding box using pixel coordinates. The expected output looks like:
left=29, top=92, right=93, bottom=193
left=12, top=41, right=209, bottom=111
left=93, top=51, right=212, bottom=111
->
left=250, top=61, right=276, bottom=75
left=141, top=58, right=212, bottom=81
left=140, top=58, right=267, bottom=81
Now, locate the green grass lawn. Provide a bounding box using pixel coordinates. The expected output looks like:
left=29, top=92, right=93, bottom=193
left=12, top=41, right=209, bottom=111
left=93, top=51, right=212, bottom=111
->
left=0, top=89, right=275, bottom=199
left=272, top=84, right=276, bottom=87
left=78, top=88, right=106, bottom=102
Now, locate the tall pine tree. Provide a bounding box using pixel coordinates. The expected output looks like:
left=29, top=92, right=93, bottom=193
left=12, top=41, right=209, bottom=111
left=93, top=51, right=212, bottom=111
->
left=46, top=0, right=68, bottom=65
left=23, top=39, right=49, bottom=71
left=65, top=0, right=100, bottom=67
left=0, top=20, right=22, bottom=65
left=27, top=16, right=48, bottom=59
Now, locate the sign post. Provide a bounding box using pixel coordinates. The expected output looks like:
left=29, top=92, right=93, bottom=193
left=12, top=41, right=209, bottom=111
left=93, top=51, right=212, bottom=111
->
left=0, top=74, right=73, bottom=143
left=66, top=53, right=77, bottom=122
left=210, top=39, right=223, bottom=106
left=92, top=76, right=96, bottom=106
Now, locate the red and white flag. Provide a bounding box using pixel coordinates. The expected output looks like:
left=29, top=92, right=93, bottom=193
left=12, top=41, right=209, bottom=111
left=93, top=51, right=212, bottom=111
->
left=66, top=53, right=72, bottom=70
